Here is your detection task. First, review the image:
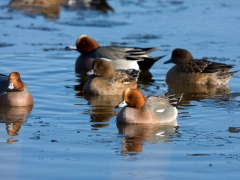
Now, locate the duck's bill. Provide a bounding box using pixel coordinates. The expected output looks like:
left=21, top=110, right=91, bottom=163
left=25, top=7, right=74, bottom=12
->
left=86, top=70, right=94, bottom=76
left=65, top=45, right=77, bottom=50
left=116, top=100, right=127, bottom=108
left=7, top=83, right=14, bottom=90
left=163, top=59, right=173, bottom=64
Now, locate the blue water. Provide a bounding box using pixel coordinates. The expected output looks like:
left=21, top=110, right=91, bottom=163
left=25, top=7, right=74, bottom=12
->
left=0, top=0, right=240, bottom=179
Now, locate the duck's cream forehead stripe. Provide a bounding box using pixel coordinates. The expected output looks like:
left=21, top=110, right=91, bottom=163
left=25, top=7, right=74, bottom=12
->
left=77, top=34, right=88, bottom=43
left=80, top=34, right=87, bottom=38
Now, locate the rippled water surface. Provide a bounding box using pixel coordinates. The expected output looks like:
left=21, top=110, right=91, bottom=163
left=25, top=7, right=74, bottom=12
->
left=1, top=0, right=240, bottom=179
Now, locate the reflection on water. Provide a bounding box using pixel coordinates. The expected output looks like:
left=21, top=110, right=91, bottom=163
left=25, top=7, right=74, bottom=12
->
left=66, top=0, right=114, bottom=13
left=0, top=105, right=33, bottom=137
left=9, top=0, right=113, bottom=20
left=117, top=122, right=179, bottom=155
left=9, top=0, right=65, bottom=19
left=167, top=81, right=231, bottom=102
left=137, top=70, right=155, bottom=88
left=74, top=69, right=90, bottom=95
left=84, top=94, right=122, bottom=128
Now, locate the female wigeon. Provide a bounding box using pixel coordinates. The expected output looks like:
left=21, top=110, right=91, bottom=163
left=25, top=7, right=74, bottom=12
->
left=116, top=88, right=182, bottom=124
left=66, top=34, right=165, bottom=71
left=0, top=72, right=33, bottom=106
left=83, top=58, right=139, bottom=95
left=164, top=48, right=238, bottom=85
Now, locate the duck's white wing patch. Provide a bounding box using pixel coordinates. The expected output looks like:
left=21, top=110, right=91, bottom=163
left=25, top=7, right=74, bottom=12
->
left=123, top=82, right=130, bottom=84
left=156, top=109, right=165, bottom=113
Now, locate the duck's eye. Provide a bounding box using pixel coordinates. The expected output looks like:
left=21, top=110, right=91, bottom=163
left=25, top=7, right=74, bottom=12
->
left=129, top=95, right=133, bottom=99
left=98, top=65, right=101, bottom=68
left=82, top=41, right=86, bottom=45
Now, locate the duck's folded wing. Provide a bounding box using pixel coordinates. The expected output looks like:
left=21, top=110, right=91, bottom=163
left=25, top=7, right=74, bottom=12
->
left=181, top=59, right=234, bottom=73
left=111, top=69, right=139, bottom=84
left=180, top=59, right=209, bottom=73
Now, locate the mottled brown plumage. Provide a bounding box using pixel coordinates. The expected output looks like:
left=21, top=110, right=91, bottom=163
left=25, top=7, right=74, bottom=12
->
left=164, top=48, right=238, bottom=85
left=83, top=59, right=139, bottom=95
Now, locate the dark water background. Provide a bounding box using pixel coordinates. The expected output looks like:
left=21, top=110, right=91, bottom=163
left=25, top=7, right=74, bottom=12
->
left=0, top=0, right=240, bottom=179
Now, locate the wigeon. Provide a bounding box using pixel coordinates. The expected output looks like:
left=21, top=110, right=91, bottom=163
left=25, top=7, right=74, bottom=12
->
left=83, top=58, right=139, bottom=95
left=116, top=88, right=182, bottom=124
left=164, top=48, right=238, bottom=85
left=66, top=34, right=165, bottom=71
left=0, top=72, right=33, bottom=106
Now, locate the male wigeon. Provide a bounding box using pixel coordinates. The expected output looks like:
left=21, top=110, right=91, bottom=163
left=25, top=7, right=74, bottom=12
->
left=164, top=48, right=238, bottom=85
left=83, top=58, right=139, bottom=95
left=0, top=72, right=33, bottom=106
left=66, top=34, right=165, bottom=71
left=116, top=88, right=182, bottom=124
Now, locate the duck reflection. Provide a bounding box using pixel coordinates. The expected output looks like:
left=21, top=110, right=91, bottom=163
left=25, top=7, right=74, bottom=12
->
left=9, top=0, right=65, bottom=19
left=9, top=0, right=113, bottom=20
left=84, top=94, right=122, bottom=128
left=0, top=105, right=33, bottom=137
left=167, top=81, right=231, bottom=102
left=117, top=123, right=179, bottom=155
left=65, top=0, right=114, bottom=13
left=74, top=69, right=91, bottom=96
left=137, top=70, right=155, bottom=88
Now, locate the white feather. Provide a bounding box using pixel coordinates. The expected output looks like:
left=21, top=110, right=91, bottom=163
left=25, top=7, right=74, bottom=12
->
left=156, top=131, right=165, bottom=136
left=156, top=109, right=165, bottom=113
left=100, top=58, right=113, bottom=62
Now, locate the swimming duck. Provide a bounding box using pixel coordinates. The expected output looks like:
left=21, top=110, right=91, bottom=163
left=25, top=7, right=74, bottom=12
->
left=83, top=58, right=139, bottom=95
left=66, top=34, right=165, bottom=71
left=164, top=48, right=238, bottom=85
left=0, top=72, right=33, bottom=106
left=116, top=88, right=182, bottom=124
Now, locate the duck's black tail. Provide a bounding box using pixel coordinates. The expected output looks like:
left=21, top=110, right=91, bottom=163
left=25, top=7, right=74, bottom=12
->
left=137, top=55, right=166, bottom=71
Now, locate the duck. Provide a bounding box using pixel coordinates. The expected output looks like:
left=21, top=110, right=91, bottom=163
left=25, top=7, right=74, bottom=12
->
left=116, top=88, right=182, bottom=124
left=66, top=34, right=165, bottom=71
left=0, top=72, right=33, bottom=106
left=164, top=48, right=238, bottom=85
left=83, top=58, right=139, bottom=95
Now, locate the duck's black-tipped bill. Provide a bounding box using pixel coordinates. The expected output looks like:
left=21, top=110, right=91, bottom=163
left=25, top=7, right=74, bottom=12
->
left=164, top=59, right=173, bottom=64
left=65, top=45, right=77, bottom=50
left=85, top=70, right=94, bottom=76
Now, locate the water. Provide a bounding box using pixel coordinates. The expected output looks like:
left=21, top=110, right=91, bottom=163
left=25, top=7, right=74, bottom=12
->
left=0, top=0, right=240, bottom=179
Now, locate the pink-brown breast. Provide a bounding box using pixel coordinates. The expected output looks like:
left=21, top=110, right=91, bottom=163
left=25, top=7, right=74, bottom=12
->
left=0, top=91, right=33, bottom=106
left=117, top=107, right=161, bottom=124
left=0, top=84, right=33, bottom=106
